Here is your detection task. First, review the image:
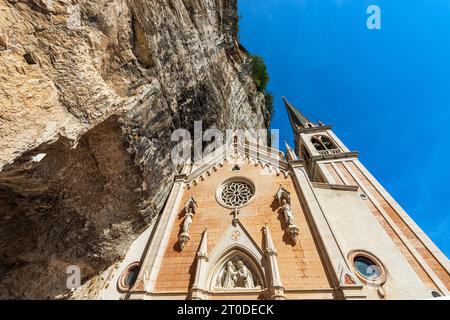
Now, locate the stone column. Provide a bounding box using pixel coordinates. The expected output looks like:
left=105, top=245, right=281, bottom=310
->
left=191, top=228, right=209, bottom=300
left=263, top=224, right=285, bottom=300
left=136, top=174, right=187, bottom=295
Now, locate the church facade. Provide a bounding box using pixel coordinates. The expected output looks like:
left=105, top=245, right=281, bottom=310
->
left=100, top=98, right=450, bottom=300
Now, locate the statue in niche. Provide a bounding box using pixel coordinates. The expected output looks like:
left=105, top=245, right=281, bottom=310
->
left=276, top=185, right=300, bottom=244
left=178, top=197, right=197, bottom=250
left=281, top=198, right=295, bottom=227
left=216, top=259, right=256, bottom=289
left=182, top=207, right=194, bottom=234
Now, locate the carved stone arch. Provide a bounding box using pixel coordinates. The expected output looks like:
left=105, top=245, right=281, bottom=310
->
left=190, top=221, right=270, bottom=299
left=207, top=246, right=267, bottom=292
left=275, top=167, right=281, bottom=177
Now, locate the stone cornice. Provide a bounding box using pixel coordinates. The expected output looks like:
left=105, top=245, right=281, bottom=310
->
left=311, top=182, right=359, bottom=192
left=288, top=159, right=305, bottom=169
left=174, top=174, right=187, bottom=182
left=312, top=151, right=359, bottom=161
left=295, top=125, right=333, bottom=134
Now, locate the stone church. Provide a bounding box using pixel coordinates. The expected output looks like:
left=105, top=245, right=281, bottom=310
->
left=99, top=98, right=450, bottom=300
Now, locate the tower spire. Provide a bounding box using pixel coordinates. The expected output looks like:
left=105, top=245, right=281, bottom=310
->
left=282, top=97, right=314, bottom=130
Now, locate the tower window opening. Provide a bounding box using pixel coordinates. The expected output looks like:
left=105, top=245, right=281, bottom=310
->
left=311, top=136, right=338, bottom=151
left=321, top=136, right=336, bottom=150
left=311, top=138, right=326, bottom=151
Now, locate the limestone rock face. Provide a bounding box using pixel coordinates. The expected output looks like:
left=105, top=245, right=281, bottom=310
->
left=0, top=0, right=265, bottom=299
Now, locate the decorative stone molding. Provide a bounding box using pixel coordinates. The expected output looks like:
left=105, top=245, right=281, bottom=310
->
left=190, top=221, right=268, bottom=300
left=184, top=142, right=290, bottom=189
left=276, top=185, right=291, bottom=206
left=286, top=225, right=300, bottom=244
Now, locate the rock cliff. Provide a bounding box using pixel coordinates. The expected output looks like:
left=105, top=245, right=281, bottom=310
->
left=0, top=0, right=266, bottom=299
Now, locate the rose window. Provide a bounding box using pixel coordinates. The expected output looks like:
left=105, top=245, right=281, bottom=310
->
left=217, top=179, right=255, bottom=208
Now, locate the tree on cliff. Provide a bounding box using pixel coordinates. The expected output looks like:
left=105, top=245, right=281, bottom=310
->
left=250, top=55, right=275, bottom=121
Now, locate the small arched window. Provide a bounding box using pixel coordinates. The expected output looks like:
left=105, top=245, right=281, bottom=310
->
left=321, top=136, right=336, bottom=150
left=311, top=137, right=326, bottom=151
left=311, top=136, right=337, bottom=151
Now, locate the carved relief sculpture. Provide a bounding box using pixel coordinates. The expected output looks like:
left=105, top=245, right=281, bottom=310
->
left=236, top=261, right=255, bottom=288
left=179, top=197, right=198, bottom=250
left=216, top=259, right=256, bottom=289
left=276, top=186, right=300, bottom=244
left=223, top=261, right=238, bottom=289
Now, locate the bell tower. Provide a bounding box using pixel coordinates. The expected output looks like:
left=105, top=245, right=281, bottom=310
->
left=283, top=97, right=450, bottom=296
left=283, top=97, right=358, bottom=182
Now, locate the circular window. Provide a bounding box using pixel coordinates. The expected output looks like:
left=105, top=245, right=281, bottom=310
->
left=216, top=178, right=255, bottom=209
left=354, top=256, right=381, bottom=279
left=118, top=262, right=140, bottom=291
left=349, top=251, right=386, bottom=285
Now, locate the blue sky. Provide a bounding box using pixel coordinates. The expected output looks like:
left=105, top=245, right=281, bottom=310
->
left=238, top=0, right=450, bottom=257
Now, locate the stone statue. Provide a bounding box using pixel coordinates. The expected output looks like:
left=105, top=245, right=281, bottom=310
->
left=182, top=208, right=194, bottom=234
left=217, top=260, right=256, bottom=289
left=281, top=198, right=295, bottom=227
left=223, top=261, right=237, bottom=289
left=276, top=186, right=300, bottom=244
left=236, top=260, right=255, bottom=288
left=178, top=199, right=196, bottom=251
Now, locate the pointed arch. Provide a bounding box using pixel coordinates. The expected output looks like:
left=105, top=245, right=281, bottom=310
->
left=207, top=246, right=266, bottom=292
left=189, top=221, right=270, bottom=299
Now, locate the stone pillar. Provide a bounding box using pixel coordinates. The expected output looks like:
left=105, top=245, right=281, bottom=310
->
left=135, top=174, right=187, bottom=294
left=191, top=228, right=209, bottom=300
left=263, top=224, right=285, bottom=300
